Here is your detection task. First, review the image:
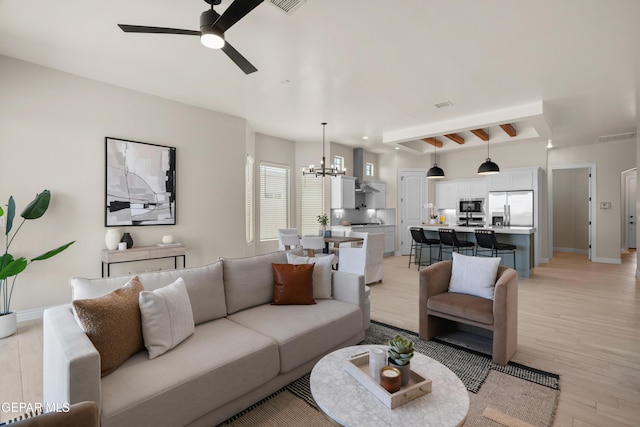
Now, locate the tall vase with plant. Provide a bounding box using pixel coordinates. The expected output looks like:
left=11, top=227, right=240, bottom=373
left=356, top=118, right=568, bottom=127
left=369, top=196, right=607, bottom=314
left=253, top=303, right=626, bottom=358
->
left=317, top=213, right=330, bottom=237
left=0, top=190, right=75, bottom=338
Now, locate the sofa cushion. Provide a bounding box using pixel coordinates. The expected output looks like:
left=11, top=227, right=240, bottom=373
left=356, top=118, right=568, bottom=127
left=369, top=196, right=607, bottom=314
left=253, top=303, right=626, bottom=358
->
left=72, top=277, right=144, bottom=377
left=228, top=300, right=362, bottom=373
left=449, top=252, right=500, bottom=300
left=427, top=292, right=494, bottom=325
left=70, top=261, right=226, bottom=325
left=139, top=277, right=195, bottom=359
left=271, top=263, right=315, bottom=305
left=99, top=318, right=280, bottom=427
left=222, top=251, right=288, bottom=314
left=286, top=253, right=334, bottom=299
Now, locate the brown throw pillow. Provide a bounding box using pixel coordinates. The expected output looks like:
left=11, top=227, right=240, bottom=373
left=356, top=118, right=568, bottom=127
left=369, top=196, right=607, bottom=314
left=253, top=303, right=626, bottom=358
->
left=73, top=276, right=145, bottom=376
left=271, top=263, right=316, bottom=305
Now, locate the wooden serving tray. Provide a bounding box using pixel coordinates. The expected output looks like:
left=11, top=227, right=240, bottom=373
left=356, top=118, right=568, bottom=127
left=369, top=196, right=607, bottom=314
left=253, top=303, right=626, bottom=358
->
left=344, top=352, right=432, bottom=409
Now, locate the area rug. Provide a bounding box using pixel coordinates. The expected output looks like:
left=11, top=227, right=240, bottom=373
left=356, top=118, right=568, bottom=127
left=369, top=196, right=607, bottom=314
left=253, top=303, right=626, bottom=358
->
left=217, top=321, right=559, bottom=427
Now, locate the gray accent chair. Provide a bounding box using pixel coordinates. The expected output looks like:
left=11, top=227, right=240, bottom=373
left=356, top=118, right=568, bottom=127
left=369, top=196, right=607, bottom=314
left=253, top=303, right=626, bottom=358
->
left=418, top=260, right=518, bottom=365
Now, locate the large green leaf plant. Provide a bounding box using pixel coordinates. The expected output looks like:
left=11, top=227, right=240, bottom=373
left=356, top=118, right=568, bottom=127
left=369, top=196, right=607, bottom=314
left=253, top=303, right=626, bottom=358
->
left=0, top=190, right=75, bottom=316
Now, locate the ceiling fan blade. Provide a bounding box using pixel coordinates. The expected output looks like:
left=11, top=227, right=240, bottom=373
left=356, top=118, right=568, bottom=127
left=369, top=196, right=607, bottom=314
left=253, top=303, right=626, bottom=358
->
left=215, top=0, right=264, bottom=33
left=221, top=42, right=257, bottom=74
left=118, top=24, right=199, bottom=36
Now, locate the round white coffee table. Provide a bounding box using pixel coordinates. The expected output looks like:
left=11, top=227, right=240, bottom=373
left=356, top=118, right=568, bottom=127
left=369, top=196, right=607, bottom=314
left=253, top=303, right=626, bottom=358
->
left=310, top=345, right=469, bottom=427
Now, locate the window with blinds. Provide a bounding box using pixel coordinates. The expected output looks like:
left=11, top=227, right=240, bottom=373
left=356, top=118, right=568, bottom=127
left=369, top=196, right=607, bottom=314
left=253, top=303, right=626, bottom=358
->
left=300, top=171, right=325, bottom=236
left=245, top=155, right=254, bottom=244
left=260, top=163, right=290, bottom=241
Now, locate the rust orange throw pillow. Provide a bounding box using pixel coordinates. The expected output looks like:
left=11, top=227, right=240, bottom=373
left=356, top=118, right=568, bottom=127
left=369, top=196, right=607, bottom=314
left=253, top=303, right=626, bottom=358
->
left=73, top=276, right=145, bottom=376
left=272, top=263, right=316, bottom=305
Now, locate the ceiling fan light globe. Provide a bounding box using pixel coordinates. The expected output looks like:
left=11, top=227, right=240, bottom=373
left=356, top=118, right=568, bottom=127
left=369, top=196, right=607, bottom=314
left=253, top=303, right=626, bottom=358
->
left=201, top=32, right=225, bottom=49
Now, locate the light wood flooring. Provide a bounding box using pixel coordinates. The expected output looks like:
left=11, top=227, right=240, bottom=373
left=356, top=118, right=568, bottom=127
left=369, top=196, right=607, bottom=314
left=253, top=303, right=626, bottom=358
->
left=1, top=252, right=639, bottom=426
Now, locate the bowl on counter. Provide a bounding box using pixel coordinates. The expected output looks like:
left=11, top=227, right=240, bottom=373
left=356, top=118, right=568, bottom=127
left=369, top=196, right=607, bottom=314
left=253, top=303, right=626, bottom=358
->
left=340, top=221, right=351, bottom=226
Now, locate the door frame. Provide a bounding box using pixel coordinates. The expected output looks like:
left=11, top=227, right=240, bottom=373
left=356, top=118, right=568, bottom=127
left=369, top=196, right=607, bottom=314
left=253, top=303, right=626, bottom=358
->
left=622, top=168, right=637, bottom=250
left=548, top=164, right=596, bottom=261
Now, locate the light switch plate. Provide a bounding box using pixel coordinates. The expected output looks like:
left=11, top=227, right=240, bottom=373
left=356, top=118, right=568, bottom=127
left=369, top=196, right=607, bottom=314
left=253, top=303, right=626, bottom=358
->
left=600, top=202, right=611, bottom=209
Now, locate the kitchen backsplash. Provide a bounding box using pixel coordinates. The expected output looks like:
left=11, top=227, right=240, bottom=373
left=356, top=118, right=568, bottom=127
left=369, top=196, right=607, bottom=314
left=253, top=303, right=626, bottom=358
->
left=331, top=208, right=396, bottom=226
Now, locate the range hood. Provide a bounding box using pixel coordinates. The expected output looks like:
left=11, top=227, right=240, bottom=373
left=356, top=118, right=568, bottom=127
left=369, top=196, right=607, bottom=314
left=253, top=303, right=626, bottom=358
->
left=353, top=148, right=379, bottom=193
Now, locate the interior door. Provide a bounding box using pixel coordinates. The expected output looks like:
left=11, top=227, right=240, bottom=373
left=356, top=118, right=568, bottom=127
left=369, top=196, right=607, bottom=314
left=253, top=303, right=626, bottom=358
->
left=399, top=169, right=427, bottom=255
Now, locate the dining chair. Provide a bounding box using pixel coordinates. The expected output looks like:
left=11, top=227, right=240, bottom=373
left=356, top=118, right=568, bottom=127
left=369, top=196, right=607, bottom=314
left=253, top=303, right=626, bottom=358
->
left=300, top=235, right=326, bottom=257
left=278, top=228, right=300, bottom=250
left=338, top=233, right=384, bottom=284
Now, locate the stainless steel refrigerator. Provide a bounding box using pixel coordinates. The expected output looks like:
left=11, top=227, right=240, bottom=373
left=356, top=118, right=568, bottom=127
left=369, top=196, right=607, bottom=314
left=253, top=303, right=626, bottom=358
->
left=488, top=191, right=534, bottom=227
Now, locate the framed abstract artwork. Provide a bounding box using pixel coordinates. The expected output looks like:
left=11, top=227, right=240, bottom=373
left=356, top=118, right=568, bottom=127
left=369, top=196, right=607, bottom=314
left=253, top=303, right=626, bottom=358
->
left=105, top=137, right=177, bottom=226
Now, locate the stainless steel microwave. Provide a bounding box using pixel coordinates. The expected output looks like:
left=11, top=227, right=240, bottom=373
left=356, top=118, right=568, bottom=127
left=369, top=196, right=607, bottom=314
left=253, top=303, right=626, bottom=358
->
left=457, top=198, right=484, bottom=214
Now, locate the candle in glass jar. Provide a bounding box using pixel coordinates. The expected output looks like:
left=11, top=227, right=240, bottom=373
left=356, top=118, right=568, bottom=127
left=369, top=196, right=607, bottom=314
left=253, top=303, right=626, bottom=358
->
left=380, top=366, right=401, bottom=393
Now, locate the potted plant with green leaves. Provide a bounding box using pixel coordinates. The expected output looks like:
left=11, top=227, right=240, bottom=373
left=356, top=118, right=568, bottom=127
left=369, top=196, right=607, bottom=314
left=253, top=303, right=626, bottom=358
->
left=388, top=334, right=415, bottom=386
left=317, top=213, right=330, bottom=237
left=0, top=190, right=75, bottom=339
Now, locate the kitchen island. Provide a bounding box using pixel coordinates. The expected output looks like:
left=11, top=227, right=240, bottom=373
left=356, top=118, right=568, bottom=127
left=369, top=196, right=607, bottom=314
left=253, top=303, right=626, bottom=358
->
left=417, top=225, right=535, bottom=278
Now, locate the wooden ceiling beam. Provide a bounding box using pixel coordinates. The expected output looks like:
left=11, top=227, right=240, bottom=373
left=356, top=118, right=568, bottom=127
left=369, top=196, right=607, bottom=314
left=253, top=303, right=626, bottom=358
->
left=444, top=133, right=465, bottom=144
left=421, top=137, right=443, bottom=148
left=500, top=123, right=517, bottom=137
left=470, top=129, right=489, bottom=141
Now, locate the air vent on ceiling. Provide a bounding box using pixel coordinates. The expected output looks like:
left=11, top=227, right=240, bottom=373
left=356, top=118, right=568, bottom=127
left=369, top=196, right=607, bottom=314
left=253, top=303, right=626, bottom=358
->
left=598, top=131, right=636, bottom=143
left=434, top=100, right=453, bottom=109
left=268, top=0, right=307, bottom=15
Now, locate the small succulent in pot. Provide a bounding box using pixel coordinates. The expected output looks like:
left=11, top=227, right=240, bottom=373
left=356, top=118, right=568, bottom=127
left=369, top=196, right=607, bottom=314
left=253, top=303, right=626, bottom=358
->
left=387, top=334, right=414, bottom=366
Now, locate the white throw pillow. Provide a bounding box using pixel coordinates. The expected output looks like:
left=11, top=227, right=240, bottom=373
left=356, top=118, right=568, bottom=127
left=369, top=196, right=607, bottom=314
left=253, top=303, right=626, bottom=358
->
left=448, top=252, right=501, bottom=300
left=138, top=277, right=195, bottom=359
left=286, top=253, right=334, bottom=299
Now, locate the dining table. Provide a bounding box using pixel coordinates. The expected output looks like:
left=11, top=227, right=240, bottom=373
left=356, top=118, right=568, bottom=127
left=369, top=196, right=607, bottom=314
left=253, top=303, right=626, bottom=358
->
left=323, top=235, right=364, bottom=253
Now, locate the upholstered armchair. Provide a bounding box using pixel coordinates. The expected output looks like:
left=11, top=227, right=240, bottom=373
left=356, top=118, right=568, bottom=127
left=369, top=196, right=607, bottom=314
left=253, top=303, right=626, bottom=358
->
left=418, top=259, right=518, bottom=365
left=338, top=233, right=384, bottom=284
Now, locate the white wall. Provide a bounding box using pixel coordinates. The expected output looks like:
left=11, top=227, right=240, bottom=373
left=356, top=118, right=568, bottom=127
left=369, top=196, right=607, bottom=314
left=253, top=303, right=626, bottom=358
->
left=0, top=55, right=247, bottom=314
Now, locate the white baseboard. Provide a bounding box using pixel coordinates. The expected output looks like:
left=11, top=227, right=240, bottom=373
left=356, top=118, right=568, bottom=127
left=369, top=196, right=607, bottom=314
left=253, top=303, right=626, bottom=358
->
left=592, top=257, right=622, bottom=265
left=553, top=247, right=589, bottom=255
left=540, top=257, right=549, bottom=264
left=17, top=307, right=47, bottom=322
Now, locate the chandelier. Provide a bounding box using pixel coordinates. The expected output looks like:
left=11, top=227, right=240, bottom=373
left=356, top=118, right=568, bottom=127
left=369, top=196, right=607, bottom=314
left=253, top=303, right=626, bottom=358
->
left=303, top=122, right=346, bottom=177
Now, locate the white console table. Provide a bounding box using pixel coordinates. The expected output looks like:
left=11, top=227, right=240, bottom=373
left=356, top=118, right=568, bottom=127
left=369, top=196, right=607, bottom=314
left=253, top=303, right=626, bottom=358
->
left=101, top=244, right=186, bottom=277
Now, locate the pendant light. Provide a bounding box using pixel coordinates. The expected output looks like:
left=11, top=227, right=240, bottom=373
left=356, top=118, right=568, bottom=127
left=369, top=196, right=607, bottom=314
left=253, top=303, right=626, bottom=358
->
left=427, top=144, right=445, bottom=179
left=477, top=127, right=500, bottom=175
left=303, top=123, right=346, bottom=177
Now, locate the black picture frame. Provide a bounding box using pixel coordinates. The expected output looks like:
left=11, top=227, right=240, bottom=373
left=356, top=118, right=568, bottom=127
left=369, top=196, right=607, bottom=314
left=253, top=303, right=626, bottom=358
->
left=105, top=137, right=176, bottom=226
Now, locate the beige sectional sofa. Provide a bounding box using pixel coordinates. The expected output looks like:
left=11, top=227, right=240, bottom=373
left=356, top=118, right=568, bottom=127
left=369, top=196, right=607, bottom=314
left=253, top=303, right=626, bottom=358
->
left=43, top=250, right=370, bottom=427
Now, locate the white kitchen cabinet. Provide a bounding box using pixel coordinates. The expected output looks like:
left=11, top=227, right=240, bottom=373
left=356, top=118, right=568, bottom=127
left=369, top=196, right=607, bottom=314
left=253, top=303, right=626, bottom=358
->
left=487, top=168, right=535, bottom=191
left=364, top=182, right=386, bottom=208
left=435, top=181, right=457, bottom=209
left=456, top=179, right=487, bottom=199
left=331, top=176, right=356, bottom=209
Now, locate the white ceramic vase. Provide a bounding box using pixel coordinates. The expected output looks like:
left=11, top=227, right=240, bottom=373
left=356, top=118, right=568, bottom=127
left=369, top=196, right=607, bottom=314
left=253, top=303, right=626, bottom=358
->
left=162, top=234, right=174, bottom=244
left=0, top=311, right=17, bottom=339
left=105, top=229, right=121, bottom=250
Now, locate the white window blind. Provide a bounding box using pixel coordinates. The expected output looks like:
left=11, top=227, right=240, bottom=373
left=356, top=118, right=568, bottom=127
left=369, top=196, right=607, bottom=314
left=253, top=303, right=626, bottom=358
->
left=300, top=171, right=325, bottom=236
left=245, top=155, right=255, bottom=244
left=260, top=163, right=290, bottom=240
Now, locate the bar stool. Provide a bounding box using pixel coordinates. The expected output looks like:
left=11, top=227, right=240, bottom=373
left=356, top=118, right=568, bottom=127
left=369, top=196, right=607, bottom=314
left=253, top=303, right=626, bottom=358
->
left=474, top=229, right=517, bottom=269
left=438, top=228, right=475, bottom=260
left=408, top=227, right=440, bottom=270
